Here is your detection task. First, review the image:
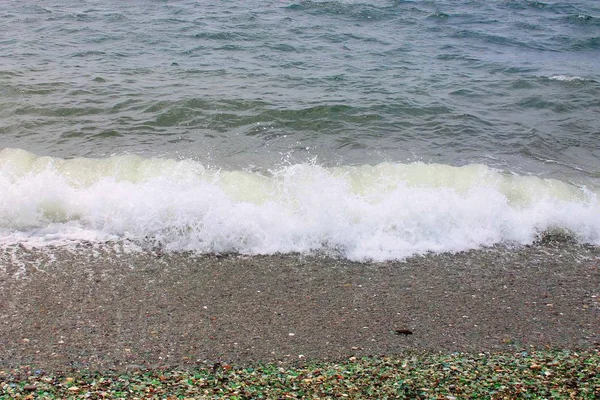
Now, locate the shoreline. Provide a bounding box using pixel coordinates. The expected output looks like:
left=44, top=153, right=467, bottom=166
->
left=1, top=242, right=599, bottom=372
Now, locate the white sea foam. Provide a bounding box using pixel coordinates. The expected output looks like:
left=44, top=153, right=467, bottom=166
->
left=1, top=148, right=599, bottom=261
left=548, top=75, right=588, bottom=82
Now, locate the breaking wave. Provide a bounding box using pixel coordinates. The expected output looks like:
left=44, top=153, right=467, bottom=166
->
left=1, top=148, right=598, bottom=261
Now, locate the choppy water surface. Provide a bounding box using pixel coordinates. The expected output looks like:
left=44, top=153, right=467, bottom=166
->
left=1, top=1, right=599, bottom=260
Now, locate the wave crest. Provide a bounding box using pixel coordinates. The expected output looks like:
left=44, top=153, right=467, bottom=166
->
left=1, top=148, right=599, bottom=260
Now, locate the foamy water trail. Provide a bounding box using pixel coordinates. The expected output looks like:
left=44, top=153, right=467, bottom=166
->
left=1, top=148, right=599, bottom=261
left=548, top=75, right=591, bottom=82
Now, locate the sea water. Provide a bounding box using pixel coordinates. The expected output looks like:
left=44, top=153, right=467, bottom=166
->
left=1, top=0, right=599, bottom=260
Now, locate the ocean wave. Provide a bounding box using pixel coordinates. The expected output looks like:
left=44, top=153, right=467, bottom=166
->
left=286, top=1, right=392, bottom=22
left=1, top=148, right=599, bottom=261
left=571, top=36, right=600, bottom=51
left=564, top=14, right=600, bottom=26
left=548, top=75, right=592, bottom=82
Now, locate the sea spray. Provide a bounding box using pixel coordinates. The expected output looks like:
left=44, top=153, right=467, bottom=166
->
left=1, top=148, right=599, bottom=261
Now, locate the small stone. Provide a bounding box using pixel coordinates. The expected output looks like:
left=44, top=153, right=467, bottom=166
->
left=23, top=384, right=36, bottom=391
left=68, top=386, right=80, bottom=392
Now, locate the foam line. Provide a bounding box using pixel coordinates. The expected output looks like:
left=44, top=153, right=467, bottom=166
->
left=1, top=148, right=598, bottom=260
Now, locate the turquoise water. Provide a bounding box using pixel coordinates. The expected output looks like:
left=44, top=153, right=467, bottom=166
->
left=1, top=1, right=599, bottom=259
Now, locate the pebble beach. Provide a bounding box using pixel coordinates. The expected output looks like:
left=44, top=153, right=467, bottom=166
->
left=2, top=242, right=598, bottom=372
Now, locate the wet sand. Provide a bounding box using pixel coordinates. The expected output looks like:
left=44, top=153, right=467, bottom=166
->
left=1, top=243, right=599, bottom=371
